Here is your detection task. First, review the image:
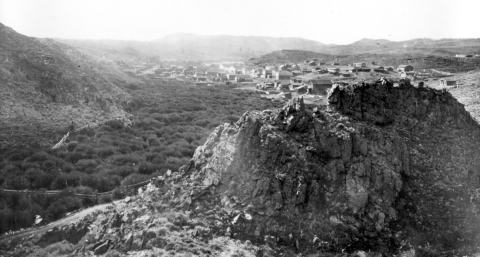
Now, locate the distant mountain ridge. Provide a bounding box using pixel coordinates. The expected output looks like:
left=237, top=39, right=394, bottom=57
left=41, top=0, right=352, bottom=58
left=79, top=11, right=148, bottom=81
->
left=0, top=23, right=133, bottom=147
left=56, top=33, right=480, bottom=61
left=57, top=33, right=328, bottom=61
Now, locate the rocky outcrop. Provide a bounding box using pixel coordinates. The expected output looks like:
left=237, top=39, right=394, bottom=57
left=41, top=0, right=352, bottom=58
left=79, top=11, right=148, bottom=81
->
left=4, top=79, right=480, bottom=256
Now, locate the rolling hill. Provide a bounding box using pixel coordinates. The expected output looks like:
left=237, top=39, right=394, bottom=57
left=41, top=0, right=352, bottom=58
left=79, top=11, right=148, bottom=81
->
left=56, top=34, right=328, bottom=61
left=0, top=23, right=135, bottom=148
left=57, top=35, right=480, bottom=62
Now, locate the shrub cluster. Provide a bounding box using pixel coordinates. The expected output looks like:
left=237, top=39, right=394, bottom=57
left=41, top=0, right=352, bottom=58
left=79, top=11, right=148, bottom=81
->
left=0, top=79, right=281, bottom=233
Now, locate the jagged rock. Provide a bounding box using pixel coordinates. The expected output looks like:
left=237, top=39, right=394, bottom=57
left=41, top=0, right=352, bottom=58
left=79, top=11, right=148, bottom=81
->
left=93, top=240, right=109, bottom=255
left=7, top=80, right=480, bottom=256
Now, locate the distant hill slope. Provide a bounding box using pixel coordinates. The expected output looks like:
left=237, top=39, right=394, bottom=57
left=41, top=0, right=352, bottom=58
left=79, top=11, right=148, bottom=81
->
left=248, top=49, right=334, bottom=65
left=56, top=33, right=328, bottom=61
left=323, top=38, right=480, bottom=55
left=0, top=23, right=133, bottom=148
left=58, top=35, right=480, bottom=62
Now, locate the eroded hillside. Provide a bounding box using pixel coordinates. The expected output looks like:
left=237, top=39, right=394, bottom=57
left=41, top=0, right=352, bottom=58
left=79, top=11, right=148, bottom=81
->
left=0, top=23, right=132, bottom=148
left=2, top=80, right=480, bottom=256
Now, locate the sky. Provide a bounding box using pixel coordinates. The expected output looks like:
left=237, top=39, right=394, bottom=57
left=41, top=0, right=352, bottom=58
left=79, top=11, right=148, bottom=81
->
left=0, top=0, right=479, bottom=45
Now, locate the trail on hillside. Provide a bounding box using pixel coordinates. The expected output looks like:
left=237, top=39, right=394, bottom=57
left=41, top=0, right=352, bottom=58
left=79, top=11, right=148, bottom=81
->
left=0, top=200, right=124, bottom=244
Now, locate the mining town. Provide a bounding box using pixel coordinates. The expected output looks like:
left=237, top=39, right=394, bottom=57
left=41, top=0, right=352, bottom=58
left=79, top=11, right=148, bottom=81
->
left=2, top=1, right=480, bottom=257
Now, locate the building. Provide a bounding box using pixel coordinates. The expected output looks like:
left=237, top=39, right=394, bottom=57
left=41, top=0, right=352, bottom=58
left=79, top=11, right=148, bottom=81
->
left=276, top=81, right=291, bottom=91
left=373, top=66, right=385, bottom=72
left=235, top=75, right=253, bottom=82
left=340, top=73, right=351, bottom=78
left=196, top=76, right=207, bottom=82
left=275, top=70, right=293, bottom=80
left=292, top=70, right=303, bottom=77
left=296, top=85, right=308, bottom=93
left=353, top=62, right=366, bottom=68
left=290, top=77, right=303, bottom=84
left=206, top=69, right=220, bottom=77
left=385, top=67, right=394, bottom=72
left=440, top=79, right=457, bottom=86
left=302, top=68, right=312, bottom=74
left=400, top=71, right=415, bottom=78
left=305, top=79, right=333, bottom=95
left=262, top=70, right=273, bottom=79
left=327, top=67, right=340, bottom=74
left=227, top=74, right=237, bottom=80
left=397, top=65, right=414, bottom=72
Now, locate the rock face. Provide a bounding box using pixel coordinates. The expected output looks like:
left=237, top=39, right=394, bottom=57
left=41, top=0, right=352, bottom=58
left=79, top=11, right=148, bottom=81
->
left=184, top=93, right=408, bottom=250
left=180, top=79, right=480, bottom=253
left=4, top=79, right=480, bottom=256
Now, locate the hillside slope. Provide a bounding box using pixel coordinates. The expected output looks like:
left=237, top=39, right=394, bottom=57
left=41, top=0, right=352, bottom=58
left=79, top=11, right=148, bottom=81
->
left=4, top=80, right=480, bottom=256
left=59, top=36, right=480, bottom=62
left=56, top=34, right=327, bottom=61
left=0, top=23, right=133, bottom=148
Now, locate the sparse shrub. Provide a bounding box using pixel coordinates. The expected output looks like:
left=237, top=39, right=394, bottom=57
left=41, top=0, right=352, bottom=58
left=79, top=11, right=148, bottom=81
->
left=7, top=149, right=35, bottom=161
left=195, top=119, right=210, bottom=127
left=99, top=194, right=112, bottom=204
left=105, top=119, right=124, bottom=130
left=108, top=166, right=135, bottom=178
left=65, top=152, right=86, bottom=164
left=225, top=114, right=240, bottom=124
left=112, top=154, right=140, bottom=166
left=66, top=141, right=78, bottom=151
left=121, top=173, right=150, bottom=186
left=147, top=137, right=161, bottom=146
left=97, top=147, right=115, bottom=158
left=75, top=159, right=98, bottom=172
left=138, top=162, right=161, bottom=175
left=112, top=188, right=126, bottom=200
left=26, top=151, right=50, bottom=162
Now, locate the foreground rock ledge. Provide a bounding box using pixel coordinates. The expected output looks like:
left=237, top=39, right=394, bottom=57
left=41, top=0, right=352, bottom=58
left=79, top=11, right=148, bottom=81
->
left=3, top=79, right=480, bottom=256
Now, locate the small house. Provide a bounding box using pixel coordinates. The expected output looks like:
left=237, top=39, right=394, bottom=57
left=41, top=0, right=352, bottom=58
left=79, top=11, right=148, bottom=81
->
left=197, top=76, right=207, bottom=82
left=292, top=70, right=303, bottom=77
left=397, top=65, right=414, bottom=72
left=262, top=70, right=273, bottom=78
left=227, top=74, right=237, bottom=80
left=440, top=79, right=457, bottom=86
left=327, top=67, right=340, bottom=74
left=289, top=83, right=302, bottom=91
left=276, top=70, right=293, bottom=80
left=290, top=77, right=303, bottom=84
left=306, top=79, right=333, bottom=95
left=296, top=85, right=308, bottom=94
left=217, top=71, right=227, bottom=78
left=353, top=62, right=366, bottom=68
left=206, top=69, right=220, bottom=77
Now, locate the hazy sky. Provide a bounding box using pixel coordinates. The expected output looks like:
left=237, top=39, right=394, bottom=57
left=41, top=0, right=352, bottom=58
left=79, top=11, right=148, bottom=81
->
left=0, top=0, right=479, bottom=44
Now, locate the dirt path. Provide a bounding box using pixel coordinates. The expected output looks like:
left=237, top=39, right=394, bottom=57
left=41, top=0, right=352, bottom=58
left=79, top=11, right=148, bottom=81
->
left=0, top=200, right=124, bottom=244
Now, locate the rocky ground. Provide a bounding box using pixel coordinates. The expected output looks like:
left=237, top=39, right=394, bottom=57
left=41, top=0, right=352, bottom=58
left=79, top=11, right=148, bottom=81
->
left=2, top=79, right=480, bottom=256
